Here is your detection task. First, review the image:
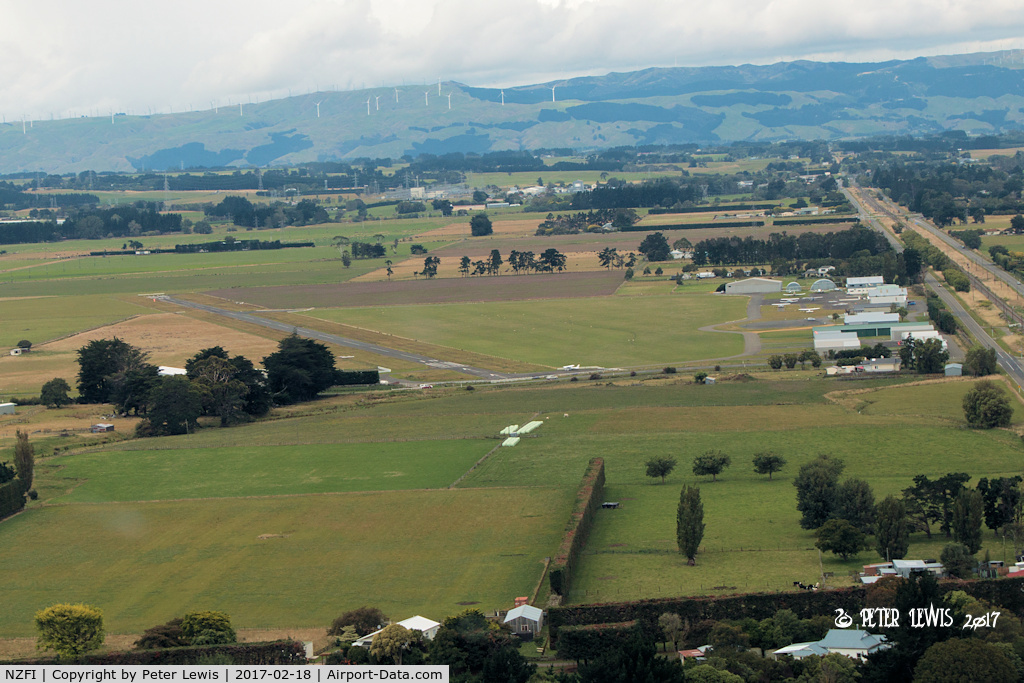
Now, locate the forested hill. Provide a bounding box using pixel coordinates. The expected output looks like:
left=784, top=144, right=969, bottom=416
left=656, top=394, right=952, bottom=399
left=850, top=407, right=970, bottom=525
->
left=4, top=51, right=1024, bottom=174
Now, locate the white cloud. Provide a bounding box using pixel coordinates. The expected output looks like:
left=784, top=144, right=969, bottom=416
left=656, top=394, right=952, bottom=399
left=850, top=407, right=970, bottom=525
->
left=2, top=0, right=1024, bottom=118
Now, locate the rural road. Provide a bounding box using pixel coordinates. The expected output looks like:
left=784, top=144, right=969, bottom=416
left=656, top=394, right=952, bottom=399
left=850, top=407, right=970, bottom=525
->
left=161, top=296, right=515, bottom=381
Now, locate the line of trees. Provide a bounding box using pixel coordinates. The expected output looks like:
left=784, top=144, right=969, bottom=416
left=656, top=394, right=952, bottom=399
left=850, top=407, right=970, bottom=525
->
left=73, top=335, right=375, bottom=436
left=450, top=248, right=567, bottom=277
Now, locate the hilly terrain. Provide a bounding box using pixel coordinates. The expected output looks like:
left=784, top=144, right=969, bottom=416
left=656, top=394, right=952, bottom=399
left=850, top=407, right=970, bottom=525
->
left=4, top=51, right=1024, bottom=174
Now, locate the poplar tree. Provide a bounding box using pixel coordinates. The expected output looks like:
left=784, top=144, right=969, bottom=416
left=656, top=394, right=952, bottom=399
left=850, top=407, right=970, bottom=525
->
left=677, top=485, right=705, bottom=565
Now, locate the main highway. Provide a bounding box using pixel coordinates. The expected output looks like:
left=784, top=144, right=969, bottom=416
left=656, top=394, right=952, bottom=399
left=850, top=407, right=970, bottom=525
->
left=844, top=181, right=1024, bottom=388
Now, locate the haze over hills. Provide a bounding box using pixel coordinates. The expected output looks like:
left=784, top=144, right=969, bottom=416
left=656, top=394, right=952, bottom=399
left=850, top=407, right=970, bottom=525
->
left=4, top=50, right=1024, bottom=175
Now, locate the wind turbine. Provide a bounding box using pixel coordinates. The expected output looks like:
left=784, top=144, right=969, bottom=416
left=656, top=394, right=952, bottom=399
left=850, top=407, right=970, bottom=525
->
left=366, top=97, right=371, bottom=115
left=551, top=86, right=557, bottom=102
left=375, top=95, right=380, bottom=111
left=438, top=77, right=441, bottom=96
left=447, top=92, right=452, bottom=110
left=315, top=100, right=323, bottom=118
left=239, top=102, right=243, bottom=116
left=424, top=91, right=429, bottom=106
left=500, top=90, right=505, bottom=106
left=394, top=87, right=399, bottom=103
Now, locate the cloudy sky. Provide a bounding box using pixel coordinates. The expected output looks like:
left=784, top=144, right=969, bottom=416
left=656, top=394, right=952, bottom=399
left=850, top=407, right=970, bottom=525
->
left=3, top=0, right=1024, bottom=119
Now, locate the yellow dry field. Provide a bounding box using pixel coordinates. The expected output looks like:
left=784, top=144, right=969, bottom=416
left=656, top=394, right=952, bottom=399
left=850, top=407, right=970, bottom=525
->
left=971, top=147, right=1024, bottom=159
left=415, top=219, right=541, bottom=240
left=637, top=212, right=764, bottom=225
left=0, top=313, right=281, bottom=396
left=352, top=250, right=611, bottom=281
left=44, top=313, right=281, bottom=364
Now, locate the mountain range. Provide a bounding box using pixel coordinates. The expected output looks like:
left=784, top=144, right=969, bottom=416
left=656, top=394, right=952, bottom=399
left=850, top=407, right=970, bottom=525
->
left=3, top=51, right=1024, bottom=174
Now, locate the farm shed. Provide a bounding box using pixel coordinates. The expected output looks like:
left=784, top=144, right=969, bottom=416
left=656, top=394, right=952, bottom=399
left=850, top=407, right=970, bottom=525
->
left=724, top=277, right=782, bottom=295
left=0, top=403, right=15, bottom=415
left=90, top=423, right=115, bottom=433
left=945, top=363, right=963, bottom=377
left=503, top=605, right=544, bottom=638
left=8, top=348, right=22, bottom=356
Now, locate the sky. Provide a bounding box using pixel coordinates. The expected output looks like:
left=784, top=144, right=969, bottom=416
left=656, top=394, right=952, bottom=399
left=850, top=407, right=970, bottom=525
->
left=3, top=0, right=1024, bottom=120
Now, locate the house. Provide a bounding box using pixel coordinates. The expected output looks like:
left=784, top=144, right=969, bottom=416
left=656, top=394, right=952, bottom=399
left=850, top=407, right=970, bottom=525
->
left=353, top=616, right=442, bottom=647
left=90, top=423, right=115, bottom=433
left=858, top=358, right=901, bottom=373
left=773, top=629, right=888, bottom=661
left=503, top=605, right=544, bottom=638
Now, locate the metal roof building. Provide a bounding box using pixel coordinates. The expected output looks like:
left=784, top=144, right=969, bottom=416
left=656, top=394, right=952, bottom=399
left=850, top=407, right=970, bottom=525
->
left=724, top=277, right=783, bottom=294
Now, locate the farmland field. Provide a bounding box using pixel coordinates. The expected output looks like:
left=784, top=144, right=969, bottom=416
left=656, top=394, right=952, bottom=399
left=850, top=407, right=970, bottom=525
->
left=3, top=372, right=1022, bottom=639
left=207, top=271, right=624, bottom=309
left=0, top=488, right=570, bottom=637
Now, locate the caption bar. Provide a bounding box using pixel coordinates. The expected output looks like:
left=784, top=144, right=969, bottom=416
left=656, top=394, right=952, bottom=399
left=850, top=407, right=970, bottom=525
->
left=0, top=667, right=449, bottom=683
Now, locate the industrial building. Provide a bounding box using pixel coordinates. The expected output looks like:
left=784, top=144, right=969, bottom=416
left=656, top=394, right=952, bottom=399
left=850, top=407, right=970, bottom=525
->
left=846, top=276, right=885, bottom=290
left=724, top=277, right=783, bottom=294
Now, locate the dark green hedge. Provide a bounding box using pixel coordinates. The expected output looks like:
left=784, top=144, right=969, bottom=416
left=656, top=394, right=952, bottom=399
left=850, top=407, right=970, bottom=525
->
left=335, top=370, right=381, bottom=386
left=0, top=476, right=27, bottom=520
left=556, top=621, right=641, bottom=662
left=548, top=576, right=1024, bottom=645
left=621, top=221, right=764, bottom=232
left=771, top=216, right=856, bottom=226
left=549, top=458, right=605, bottom=597
left=647, top=204, right=775, bottom=214
left=4, top=640, right=306, bottom=665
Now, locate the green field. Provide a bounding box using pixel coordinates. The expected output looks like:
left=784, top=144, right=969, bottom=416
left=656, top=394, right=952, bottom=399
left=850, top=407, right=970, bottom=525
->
left=0, top=295, right=150, bottom=348
left=39, top=440, right=491, bottom=503
left=306, top=290, right=748, bottom=368
left=3, top=373, right=1022, bottom=638
left=0, top=488, right=570, bottom=637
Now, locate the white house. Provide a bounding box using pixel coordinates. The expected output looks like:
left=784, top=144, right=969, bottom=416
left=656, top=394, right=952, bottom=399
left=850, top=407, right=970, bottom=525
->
left=353, top=616, right=441, bottom=647
left=503, top=605, right=544, bottom=637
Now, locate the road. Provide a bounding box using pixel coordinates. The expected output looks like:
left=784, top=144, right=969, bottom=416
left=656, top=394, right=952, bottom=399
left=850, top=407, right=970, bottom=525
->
left=850, top=183, right=1024, bottom=298
left=161, top=296, right=515, bottom=381
left=844, top=182, right=1024, bottom=388
left=924, top=273, right=1024, bottom=387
